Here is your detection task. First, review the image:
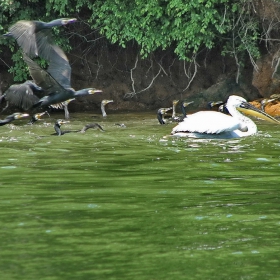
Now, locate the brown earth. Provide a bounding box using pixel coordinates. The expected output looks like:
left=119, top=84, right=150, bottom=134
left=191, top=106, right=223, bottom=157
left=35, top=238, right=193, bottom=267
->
left=0, top=43, right=279, bottom=116
left=63, top=42, right=280, bottom=117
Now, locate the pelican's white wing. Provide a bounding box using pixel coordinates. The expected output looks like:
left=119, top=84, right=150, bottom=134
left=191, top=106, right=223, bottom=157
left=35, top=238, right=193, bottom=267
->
left=171, top=111, right=242, bottom=134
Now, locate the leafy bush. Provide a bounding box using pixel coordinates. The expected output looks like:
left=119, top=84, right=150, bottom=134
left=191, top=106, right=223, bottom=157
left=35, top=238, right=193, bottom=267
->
left=0, top=0, right=264, bottom=81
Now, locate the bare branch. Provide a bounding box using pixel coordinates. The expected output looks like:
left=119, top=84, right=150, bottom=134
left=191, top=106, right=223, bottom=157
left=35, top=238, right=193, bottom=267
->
left=124, top=56, right=162, bottom=99
left=137, top=67, right=161, bottom=94
left=219, top=5, right=227, bottom=28
left=167, top=58, right=177, bottom=86
left=247, top=50, right=259, bottom=72
left=168, top=58, right=176, bottom=76
left=237, top=25, right=259, bottom=72
left=130, top=55, right=138, bottom=93
left=157, top=62, right=168, bottom=76
left=68, top=31, right=105, bottom=44
left=183, top=60, right=190, bottom=79
left=93, top=54, right=102, bottom=80
left=183, top=54, right=199, bottom=91
left=234, top=52, right=240, bottom=84
left=0, top=57, right=10, bottom=69
left=272, top=54, right=280, bottom=78
left=145, top=58, right=153, bottom=76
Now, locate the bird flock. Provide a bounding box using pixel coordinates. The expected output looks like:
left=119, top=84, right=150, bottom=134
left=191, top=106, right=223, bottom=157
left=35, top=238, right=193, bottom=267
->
left=0, top=18, right=114, bottom=135
left=1, top=18, right=279, bottom=138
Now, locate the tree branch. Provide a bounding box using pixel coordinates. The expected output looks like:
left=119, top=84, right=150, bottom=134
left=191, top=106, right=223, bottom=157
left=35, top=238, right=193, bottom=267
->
left=124, top=56, right=162, bottom=98
left=183, top=54, right=199, bottom=91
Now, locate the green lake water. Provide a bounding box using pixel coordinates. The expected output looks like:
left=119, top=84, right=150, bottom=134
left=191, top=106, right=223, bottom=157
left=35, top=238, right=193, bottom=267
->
left=0, top=112, right=280, bottom=279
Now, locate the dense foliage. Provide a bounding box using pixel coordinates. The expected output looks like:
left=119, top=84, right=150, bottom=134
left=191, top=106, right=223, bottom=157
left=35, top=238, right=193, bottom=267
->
left=0, top=0, right=268, bottom=81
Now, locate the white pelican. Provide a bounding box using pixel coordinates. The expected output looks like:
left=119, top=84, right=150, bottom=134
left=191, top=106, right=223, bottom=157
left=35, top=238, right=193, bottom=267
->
left=171, top=95, right=280, bottom=139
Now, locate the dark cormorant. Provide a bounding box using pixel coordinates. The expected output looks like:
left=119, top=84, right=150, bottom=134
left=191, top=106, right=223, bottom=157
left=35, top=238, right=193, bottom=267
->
left=157, top=101, right=193, bottom=124
left=6, top=18, right=101, bottom=109
left=0, top=112, right=29, bottom=126
left=0, top=80, right=42, bottom=112
left=261, top=93, right=280, bottom=112
left=27, top=111, right=49, bottom=124
left=54, top=119, right=104, bottom=136
left=4, top=18, right=77, bottom=60
left=80, top=123, right=105, bottom=133
left=157, top=107, right=173, bottom=124
left=208, top=100, right=229, bottom=114
left=160, top=100, right=179, bottom=120
left=261, top=98, right=274, bottom=112
left=0, top=81, right=75, bottom=120
left=158, top=100, right=190, bottom=124
left=0, top=81, right=75, bottom=118
left=172, top=101, right=194, bottom=122
left=0, top=81, right=44, bottom=113
left=171, top=100, right=179, bottom=118
left=101, top=99, right=114, bottom=117
left=114, top=123, right=126, bottom=128
left=22, top=53, right=102, bottom=108
left=208, top=101, right=223, bottom=110
left=49, top=98, right=75, bottom=119
left=54, top=119, right=70, bottom=136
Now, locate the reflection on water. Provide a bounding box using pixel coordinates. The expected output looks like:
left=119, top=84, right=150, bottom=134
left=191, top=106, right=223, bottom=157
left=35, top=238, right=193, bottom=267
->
left=1, top=112, right=280, bottom=279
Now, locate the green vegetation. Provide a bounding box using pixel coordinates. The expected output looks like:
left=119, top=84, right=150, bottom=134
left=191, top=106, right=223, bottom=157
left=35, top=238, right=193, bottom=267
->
left=0, top=0, right=268, bottom=81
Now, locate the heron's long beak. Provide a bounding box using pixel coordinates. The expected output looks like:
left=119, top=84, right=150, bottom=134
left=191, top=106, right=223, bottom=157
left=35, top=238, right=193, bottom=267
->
left=237, top=101, right=280, bottom=124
